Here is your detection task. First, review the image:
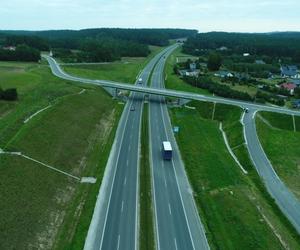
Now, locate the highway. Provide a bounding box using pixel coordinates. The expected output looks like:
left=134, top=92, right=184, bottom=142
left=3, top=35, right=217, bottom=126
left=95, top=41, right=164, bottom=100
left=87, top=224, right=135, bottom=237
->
left=44, top=49, right=300, bottom=241
left=43, top=54, right=300, bottom=117
left=242, top=110, right=300, bottom=234
left=83, top=46, right=177, bottom=250
left=148, top=52, right=210, bottom=249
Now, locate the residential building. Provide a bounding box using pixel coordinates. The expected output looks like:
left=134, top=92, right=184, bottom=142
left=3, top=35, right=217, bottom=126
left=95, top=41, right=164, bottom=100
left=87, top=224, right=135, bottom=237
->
left=292, top=100, right=300, bottom=109
left=214, top=71, right=234, bottom=78
left=255, top=60, right=266, bottom=65
left=280, top=65, right=300, bottom=79
left=280, top=82, right=297, bottom=95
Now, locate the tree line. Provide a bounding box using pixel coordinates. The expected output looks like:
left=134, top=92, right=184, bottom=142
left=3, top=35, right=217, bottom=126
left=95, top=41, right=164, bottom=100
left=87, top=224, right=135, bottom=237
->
left=0, top=28, right=198, bottom=62
left=183, top=32, right=300, bottom=62
left=0, top=45, right=40, bottom=62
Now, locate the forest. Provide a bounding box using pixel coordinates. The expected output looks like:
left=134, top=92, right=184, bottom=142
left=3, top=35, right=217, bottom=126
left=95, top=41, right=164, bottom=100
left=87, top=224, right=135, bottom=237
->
left=183, top=32, right=300, bottom=62
left=0, top=28, right=197, bottom=62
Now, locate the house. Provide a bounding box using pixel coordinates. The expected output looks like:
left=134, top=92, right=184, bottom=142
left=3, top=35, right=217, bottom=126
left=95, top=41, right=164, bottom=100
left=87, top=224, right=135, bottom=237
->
left=2, top=46, right=16, bottom=51
left=217, top=46, right=228, bottom=51
left=255, top=60, right=266, bottom=65
left=290, top=79, right=300, bottom=87
left=243, top=53, right=250, bottom=57
left=280, top=65, right=300, bottom=79
left=189, top=62, right=197, bottom=71
left=292, top=100, right=300, bottom=109
left=178, top=69, right=199, bottom=77
left=280, top=82, right=297, bottom=95
left=214, top=71, right=234, bottom=78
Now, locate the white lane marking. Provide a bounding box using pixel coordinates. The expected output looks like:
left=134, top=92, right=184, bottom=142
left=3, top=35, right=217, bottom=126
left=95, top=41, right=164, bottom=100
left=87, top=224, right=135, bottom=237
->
left=121, top=201, right=124, bottom=213
left=126, top=159, right=129, bottom=167
left=124, top=177, right=127, bottom=186
left=99, top=97, right=133, bottom=250
left=174, top=238, right=178, bottom=250
left=117, top=235, right=121, bottom=250
left=168, top=203, right=172, bottom=215
left=164, top=175, right=167, bottom=188
left=129, top=144, right=131, bottom=152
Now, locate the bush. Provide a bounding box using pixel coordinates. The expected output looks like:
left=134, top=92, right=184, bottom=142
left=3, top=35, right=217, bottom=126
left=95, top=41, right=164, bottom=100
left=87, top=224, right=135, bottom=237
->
left=0, top=88, right=18, bottom=101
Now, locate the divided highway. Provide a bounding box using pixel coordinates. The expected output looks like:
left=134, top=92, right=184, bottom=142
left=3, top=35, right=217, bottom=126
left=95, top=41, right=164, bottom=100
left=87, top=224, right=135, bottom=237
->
left=243, top=110, right=300, bottom=234
left=81, top=46, right=177, bottom=250
left=148, top=52, right=210, bottom=249
left=44, top=48, right=300, bottom=244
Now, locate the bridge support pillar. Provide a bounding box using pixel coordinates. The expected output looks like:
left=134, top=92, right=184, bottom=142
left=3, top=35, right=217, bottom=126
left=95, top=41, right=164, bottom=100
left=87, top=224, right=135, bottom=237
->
left=114, top=88, right=118, bottom=98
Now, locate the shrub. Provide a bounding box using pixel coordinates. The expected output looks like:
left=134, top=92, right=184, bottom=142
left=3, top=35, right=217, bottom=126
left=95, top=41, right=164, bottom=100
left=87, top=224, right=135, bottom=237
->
left=0, top=88, right=18, bottom=101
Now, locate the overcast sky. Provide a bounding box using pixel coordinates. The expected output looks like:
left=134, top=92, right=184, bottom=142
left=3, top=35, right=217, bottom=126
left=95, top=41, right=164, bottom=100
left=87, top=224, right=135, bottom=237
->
left=1, top=0, right=299, bottom=32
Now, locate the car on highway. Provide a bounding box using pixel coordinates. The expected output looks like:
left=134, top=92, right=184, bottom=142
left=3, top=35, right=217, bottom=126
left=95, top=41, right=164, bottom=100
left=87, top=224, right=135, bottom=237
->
left=244, top=108, right=249, bottom=113
left=138, top=78, right=143, bottom=84
left=130, top=106, right=135, bottom=111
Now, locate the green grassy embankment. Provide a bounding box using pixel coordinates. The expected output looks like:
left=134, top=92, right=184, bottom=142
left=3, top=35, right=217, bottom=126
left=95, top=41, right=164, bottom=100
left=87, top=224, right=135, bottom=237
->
left=62, top=46, right=163, bottom=84
left=256, top=112, right=300, bottom=200
left=140, top=104, right=154, bottom=250
left=169, top=101, right=300, bottom=249
left=0, top=60, right=123, bottom=250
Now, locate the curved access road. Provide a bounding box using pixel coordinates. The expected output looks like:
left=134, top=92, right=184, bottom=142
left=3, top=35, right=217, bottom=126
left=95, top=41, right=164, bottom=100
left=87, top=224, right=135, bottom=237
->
left=242, top=109, right=300, bottom=234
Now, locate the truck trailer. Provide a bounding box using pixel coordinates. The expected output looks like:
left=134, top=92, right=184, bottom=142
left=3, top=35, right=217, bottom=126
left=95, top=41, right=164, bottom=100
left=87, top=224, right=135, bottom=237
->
left=162, top=141, right=172, bottom=160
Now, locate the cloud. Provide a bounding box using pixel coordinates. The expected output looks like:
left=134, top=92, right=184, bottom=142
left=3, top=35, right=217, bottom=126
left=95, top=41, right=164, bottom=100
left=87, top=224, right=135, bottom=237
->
left=0, top=0, right=299, bottom=32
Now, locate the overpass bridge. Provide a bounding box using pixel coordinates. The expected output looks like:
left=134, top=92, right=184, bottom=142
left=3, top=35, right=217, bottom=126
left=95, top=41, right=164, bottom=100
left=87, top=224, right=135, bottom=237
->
left=43, top=55, right=300, bottom=116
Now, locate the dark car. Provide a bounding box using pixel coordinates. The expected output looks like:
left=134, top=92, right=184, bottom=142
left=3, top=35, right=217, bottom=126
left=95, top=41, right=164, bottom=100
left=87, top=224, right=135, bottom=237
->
left=130, top=106, right=135, bottom=111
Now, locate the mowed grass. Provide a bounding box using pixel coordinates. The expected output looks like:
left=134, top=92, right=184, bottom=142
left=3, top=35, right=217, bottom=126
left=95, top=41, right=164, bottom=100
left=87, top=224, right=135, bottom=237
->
left=0, top=62, right=80, bottom=148
left=258, top=112, right=295, bottom=131
left=164, top=47, right=210, bottom=95
left=256, top=112, right=300, bottom=199
left=0, top=61, right=123, bottom=249
left=140, top=104, right=154, bottom=250
left=62, top=46, right=163, bottom=84
left=169, top=102, right=300, bottom=249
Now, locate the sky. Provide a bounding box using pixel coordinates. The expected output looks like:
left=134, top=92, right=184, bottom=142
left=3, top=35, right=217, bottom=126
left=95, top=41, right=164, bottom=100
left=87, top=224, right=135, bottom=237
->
left=1, top=0, right=300, bottom=32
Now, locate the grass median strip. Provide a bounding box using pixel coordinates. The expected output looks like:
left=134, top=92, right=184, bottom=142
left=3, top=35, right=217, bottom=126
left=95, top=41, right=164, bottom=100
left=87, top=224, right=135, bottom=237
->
left=168, top=101, right=300, bottom=249
left=140, top=104, right=154, bottom=250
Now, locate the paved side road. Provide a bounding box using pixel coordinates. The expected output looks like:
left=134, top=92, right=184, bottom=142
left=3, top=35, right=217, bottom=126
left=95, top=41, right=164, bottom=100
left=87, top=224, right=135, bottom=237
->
left=149, top=51, right=210, bottom=249
left=242, top=109, right=300, bottom=234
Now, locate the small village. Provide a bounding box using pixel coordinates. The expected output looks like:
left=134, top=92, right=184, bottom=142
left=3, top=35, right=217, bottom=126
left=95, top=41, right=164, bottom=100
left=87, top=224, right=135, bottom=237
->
left=174, top=50, right=300, bottom=108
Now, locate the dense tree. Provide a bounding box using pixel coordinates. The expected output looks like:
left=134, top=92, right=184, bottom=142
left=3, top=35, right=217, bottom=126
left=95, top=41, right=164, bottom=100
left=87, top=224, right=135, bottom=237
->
left=207, top=52, right=222, bottom=71
left=183, top=32, right=300, bottom=59
left=0, top=45, right=40, bottom=62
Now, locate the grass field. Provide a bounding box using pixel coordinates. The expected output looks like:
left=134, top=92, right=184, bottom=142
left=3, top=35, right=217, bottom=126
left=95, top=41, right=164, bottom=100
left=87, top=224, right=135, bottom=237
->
left=0, top=60, right=124, bottom=249
left=169, top=102, right=300, bottom=249
left=140, top=104, right=154, bottom=250
left=256, top=112, right=300, bottom=200
left=62, top=46, right=163, bottom=84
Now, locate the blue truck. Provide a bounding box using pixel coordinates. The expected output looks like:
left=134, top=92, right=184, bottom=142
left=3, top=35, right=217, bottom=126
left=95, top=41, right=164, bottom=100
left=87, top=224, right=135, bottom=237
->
left=162, top=141, right=172, bottom=160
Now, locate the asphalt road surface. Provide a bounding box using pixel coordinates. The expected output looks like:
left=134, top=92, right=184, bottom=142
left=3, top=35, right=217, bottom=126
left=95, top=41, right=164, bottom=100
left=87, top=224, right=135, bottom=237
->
left=148, top=52, right=210, bottom=249
left=243, top=109, right=300, bottom=234
left=82, top=46, right=177, bottom=250
left=44, top=50, right=300, bottom=241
